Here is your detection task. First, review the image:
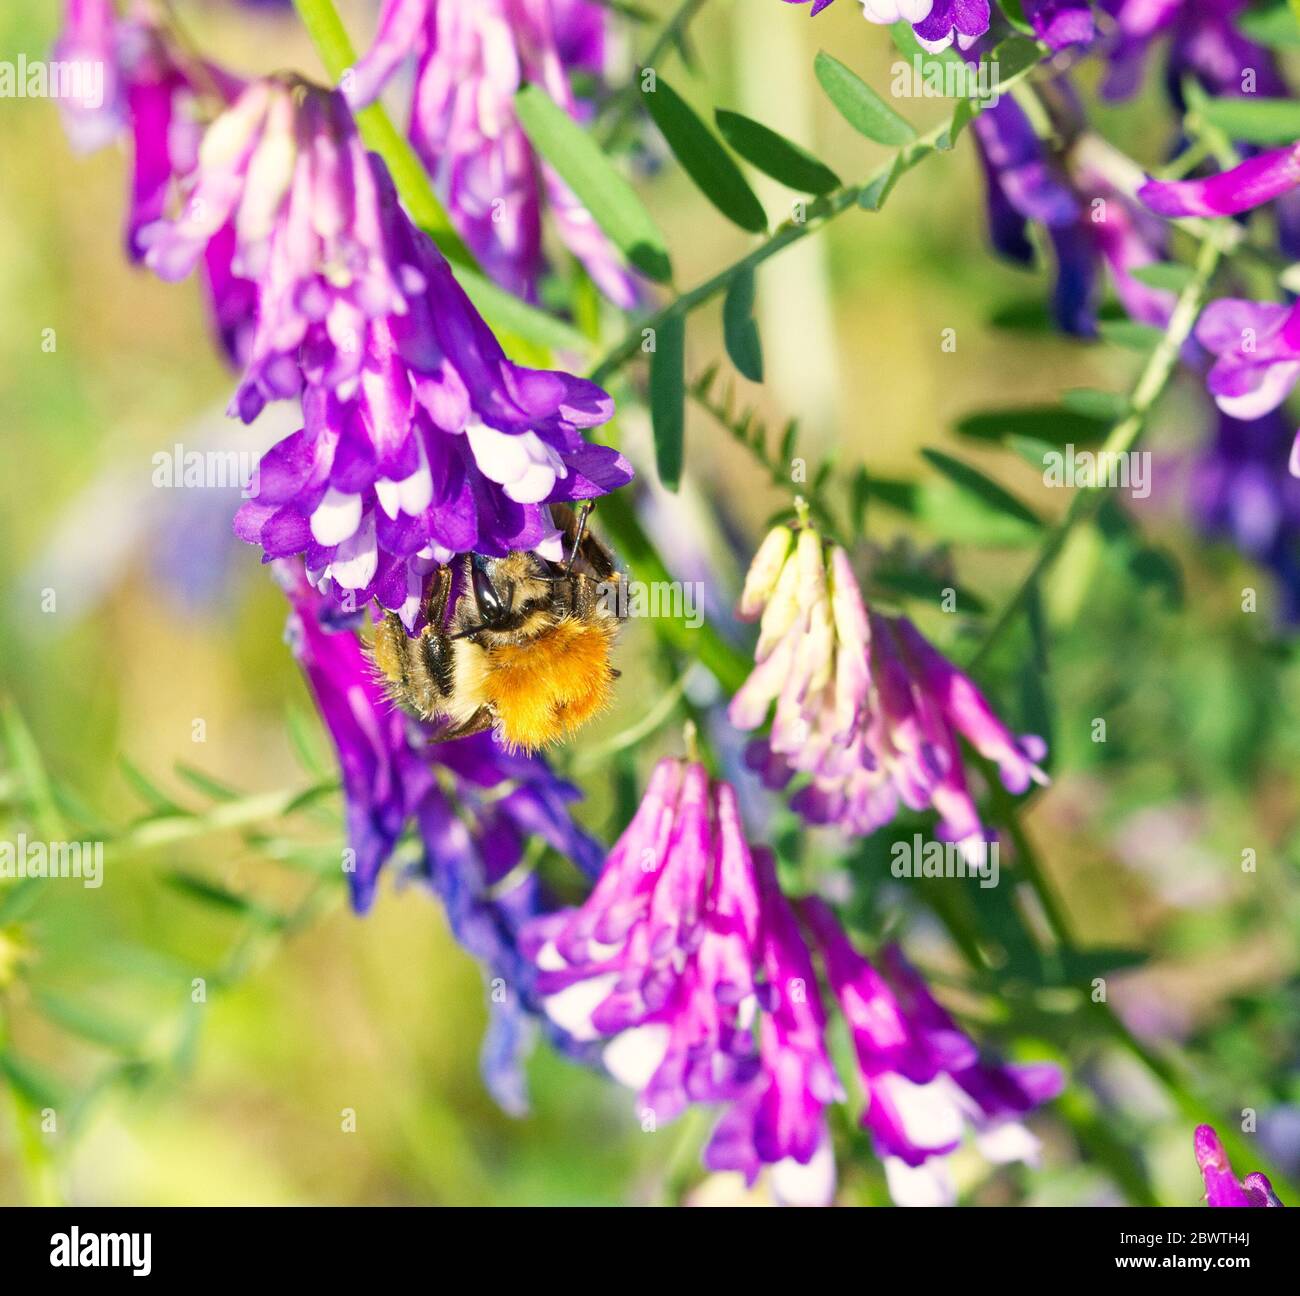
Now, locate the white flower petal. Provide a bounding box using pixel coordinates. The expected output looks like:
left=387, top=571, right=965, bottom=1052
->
left=884, top=1155, right=956, bottom=1207
left=769, top=1137, right=837, bottom=1208
left=310, top=487, right=363, bottom=546
left=541, top=973, right=618, bottom=1042
left=603, top=1024, right=671, bottom=1090
left=328, top=513, right=377, bottom=590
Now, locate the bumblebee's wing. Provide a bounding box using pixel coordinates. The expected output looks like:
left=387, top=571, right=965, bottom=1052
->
left=426, top=707, right=496, bottom=745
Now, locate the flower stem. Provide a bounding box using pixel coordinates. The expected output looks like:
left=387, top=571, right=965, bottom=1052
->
left=964, top=232, right=1222, bottom=673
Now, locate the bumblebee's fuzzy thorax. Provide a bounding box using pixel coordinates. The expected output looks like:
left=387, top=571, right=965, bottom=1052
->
left=481, top=616, right=617, bottom=751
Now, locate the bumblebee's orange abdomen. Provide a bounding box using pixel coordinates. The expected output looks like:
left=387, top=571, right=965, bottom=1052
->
left=481, top=619, right=616, bottom=751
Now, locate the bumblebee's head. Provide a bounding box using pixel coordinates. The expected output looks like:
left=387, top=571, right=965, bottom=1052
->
left=461, top=551, right=558, bottom=640
left=480, top=617, right=618, bottom=752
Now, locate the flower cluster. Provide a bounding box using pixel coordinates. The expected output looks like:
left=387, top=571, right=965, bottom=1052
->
left=1138, top=157, right=1300, bottom=480
left=280, top=562, right=603, bottom=1111
left=1194, top=1125, right=1285, bottom=1207
left=55, top=3, right=633, bottom=628
left=346, top=0, right=637, bottom=305
left=730, top=519, right=1047, bottom=853
left=523, top=756, right=1060, bottom=1204
left=974, top=101, right=1175, bottom=337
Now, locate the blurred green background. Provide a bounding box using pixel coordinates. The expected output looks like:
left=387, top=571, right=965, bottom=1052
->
left=1, top=0, right=1297, bottom=1206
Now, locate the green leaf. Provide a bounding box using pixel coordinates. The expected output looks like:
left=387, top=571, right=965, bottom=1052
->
left=164, top=871, right=283, bottom=925
left=871, top=567, right=989, bottom=614
left=714, top=109, right=841, bottom=194
left=955, top=405, right=1109, bottom=446
left=120, top=757, right=183, bottom=816
left=650, top=315, right=686, bottom=490
left=921, top=449, right=1043, bottom=530
left=1098, top=319, right=1165, bottom=351
left=515, top=83, right=671, bottom=281
left=35, top=993, right=143, bottom=1053
left=995, top=0, right=1035, bottom=35
left=938, top=97, right=977, bottom=151
left=173, top=764, right=240, bottom=803
left=1199, top=95, right=1300, bottom=144
left=1, top=702, right=64, bottom=840
left=0, top=1051, right=69, bottom=1110
left=1129, top=262, right=1194, bottom=292
left=722, top=268, right=764, bottom=382
left=1061, top=388, right=1128, bottom=421
left=459, top=269, right=591, bottom=353
left=1238, top=4, right=1300, bottom=48
left=641, top=78, right=766, bottom=233
left=989, top=35, right=1044, bottom=90
left=814, top=51, right=917, bottom=147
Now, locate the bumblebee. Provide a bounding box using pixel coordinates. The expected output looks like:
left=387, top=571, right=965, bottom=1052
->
left=371, top=504, right=625, bottom=752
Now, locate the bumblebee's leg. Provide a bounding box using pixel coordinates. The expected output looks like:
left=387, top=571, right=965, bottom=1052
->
left=419, top=627, right=456, bottom=700
left=425, top=565, right=453, bottom=631
left=372, top=612, right=411, bottom=690
left=428, top=706, right=496, bottom=745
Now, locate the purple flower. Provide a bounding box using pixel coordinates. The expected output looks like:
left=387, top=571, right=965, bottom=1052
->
left=1195, top=298, right=1300, bottom=444
left=525, top=757, right=845, bottom=1201
left=1195, top=1125, right=1285, bottom=1206
left=137, top=76, right=420, bottom=423
left=52, top=0, right=124, bottom=152
left=1190, top=409, right=1300, bottom=624
left=1023, top=0, right=1096, bottom=49
left=1099, top=1, right=1285, bottom=104
left=346, top=0, right=637, bottom=306
left=1140, top=146, right=1300, bottom=219
left=975, top=97, right=1176, bottom=336
left=703, top=850, right=843, bottom=1207
left=235, top=174, right=630, bottom=626
left=806, top=903, right=1063, bottom=1206
left=523, top=759, right=766, bottom=1124
left=731, top=520, right=1048, bottom=854
left=788, top=1, right=991, bottom=53
left=52, top=5, right=256, bottom=364
left=279, top=563, right=603, bottom=1109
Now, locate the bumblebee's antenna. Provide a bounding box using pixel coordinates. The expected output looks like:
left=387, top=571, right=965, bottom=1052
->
left=565, top=501, right=594, bottom=574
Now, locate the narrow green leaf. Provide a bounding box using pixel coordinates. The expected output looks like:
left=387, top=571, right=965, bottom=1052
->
left=164, top=871, right=282, bottom=925
left=1, top=702, right=64, bottom=840
left=1061, top=388, right=1129, bottom=421
left=723, top=268, right=764, bottom=382
left=815, top=51, right=917, bottom=147
left=515, top=83, right=671, bottom=281
left=173, top=764, right=240, bottom=803
left=989, top=35, right=1044, bottom=90
left=921, top=449, right=1043, bottom=530
left=1129, top=262, right=1195, bottom=292
left=650, top=315, right=686, bottom=490
left=955, top=406, right=1109, bottom=446
left=35, top=993, right=143, bottom=1052
left=119, top=758, right=184, bottom=816
left=459, top=268, right=591, bottom=353
left=714, top=109, right=841, bottom=194
left=1238, top=5, right=1300, bottom=48
left=1200, top=95, right=1300, bottom=144
left=1099, top=320, right=1165, bottom=351
left=0, top=1051, right=69, bottom=1111
left=642, top=78, right=767, bottom=232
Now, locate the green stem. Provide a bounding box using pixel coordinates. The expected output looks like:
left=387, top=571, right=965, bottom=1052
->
left=590, top=56, right=1048, bottom=386
left=965, top=232, right=1222, bottom=673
